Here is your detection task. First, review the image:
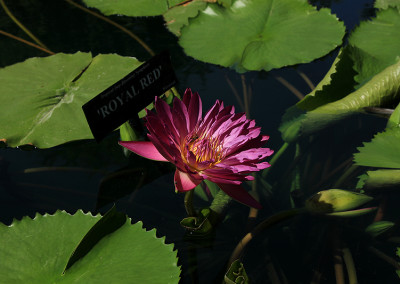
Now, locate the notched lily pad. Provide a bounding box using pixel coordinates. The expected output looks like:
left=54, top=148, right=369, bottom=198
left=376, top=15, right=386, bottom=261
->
left=354, top=127, right=400, bottom=169
left=349, top=7, right=400, bottom=86
left=0, top=210, right=180, bottom=283
left=0, top=52, right=143, bottom=148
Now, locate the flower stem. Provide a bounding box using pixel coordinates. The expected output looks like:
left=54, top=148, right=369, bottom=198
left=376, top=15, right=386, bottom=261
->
left=184, top=190, right=196, bottom=217
left=228, top=208, right=305, bottom=267
left=209, top=189, right=231, bottom=215
left=262, top=142, right=289, bottom=178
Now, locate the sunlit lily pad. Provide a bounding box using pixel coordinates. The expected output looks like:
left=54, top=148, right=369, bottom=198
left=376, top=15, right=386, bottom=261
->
left=297, top=47, right=357, bottom=111
left=280, top=59, right=400, bottom=142
left=0, top=210, right=180, bottom=283
left=179, top=0, right=345, bottom=72
left=83, top=0, right=169, bottom=16
left=354, top=127, right=400, bottom=169
left=164, top=0, right=208, bottom=36
left=0, top=52, right=142, bottom=148
left=349, top=7, right=400, bottom=86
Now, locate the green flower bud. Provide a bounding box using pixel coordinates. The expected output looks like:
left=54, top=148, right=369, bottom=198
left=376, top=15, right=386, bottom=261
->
left=305, top=189, right=373, bottom=214
left=365, top=221, right=394, bottom=238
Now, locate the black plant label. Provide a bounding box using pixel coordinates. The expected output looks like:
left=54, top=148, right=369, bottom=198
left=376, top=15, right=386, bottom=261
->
left=82, top=51, right=177, bottom=141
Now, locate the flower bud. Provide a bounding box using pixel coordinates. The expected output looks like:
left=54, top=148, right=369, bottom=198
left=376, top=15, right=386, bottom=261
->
left=305, top=189, right=373, bottom=214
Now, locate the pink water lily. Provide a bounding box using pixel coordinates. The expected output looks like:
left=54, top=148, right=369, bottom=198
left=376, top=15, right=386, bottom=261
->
left=119, top=89, right=273, bottom=209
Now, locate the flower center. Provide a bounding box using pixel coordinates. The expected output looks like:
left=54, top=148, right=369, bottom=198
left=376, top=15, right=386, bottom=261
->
left=182, top=133, right=224, bottom=170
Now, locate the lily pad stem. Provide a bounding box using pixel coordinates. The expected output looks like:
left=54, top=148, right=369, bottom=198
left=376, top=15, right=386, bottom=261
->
left=342, top=247, right=358, bottom=284
left=0, top=0, right=49, bottom=50
left=64, top=0, right=155, bottom=56
left=0, top=30, right=54, bottom=55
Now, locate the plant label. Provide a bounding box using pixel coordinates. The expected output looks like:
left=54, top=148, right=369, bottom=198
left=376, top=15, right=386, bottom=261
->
left=82, top=51, right=177, bottom=141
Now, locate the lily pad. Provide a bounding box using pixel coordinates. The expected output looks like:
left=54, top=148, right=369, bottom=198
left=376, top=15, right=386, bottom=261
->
left=83, top=0, right=169, bottom=17
left=280, top=59, right=400, bottom=142
left=0, top=52, right=143, bottom=148
left=354, top=127, right=400, bottom=169
left=164, top=0, right=208, bottom=36
left=0, top=210, right=180, bottom=283
left=375, top=0, right=400, bottom=10
left=349, top=7, right=400, bottom=86
left=179, top=0, right=345, bottom=72
left=297, top=46, right=357, bottom=111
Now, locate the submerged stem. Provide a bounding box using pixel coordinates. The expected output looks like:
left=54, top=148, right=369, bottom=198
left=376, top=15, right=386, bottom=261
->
left=225, top=74, right=245, bottom=111
left=0, top=0, right=49, bottom=49
left=241, top=75, right=250, bottom=116
left=64, top=0, right=155, bottom=56
left=228, top=208, right=304, bottom=267
left=0, top=30, right=54, bottom=55
left=275, top=76, right=304, bottom=100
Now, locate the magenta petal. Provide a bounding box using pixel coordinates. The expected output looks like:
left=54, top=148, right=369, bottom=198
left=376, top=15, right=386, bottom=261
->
left=174, top=169, right=201, bottom=192
left=217, top=183, right=262, bottom=209
left=119, top=141, right=168, bottom=162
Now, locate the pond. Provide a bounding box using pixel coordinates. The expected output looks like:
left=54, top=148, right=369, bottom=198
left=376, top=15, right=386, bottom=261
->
left=1, top=0, right=400, bottom=283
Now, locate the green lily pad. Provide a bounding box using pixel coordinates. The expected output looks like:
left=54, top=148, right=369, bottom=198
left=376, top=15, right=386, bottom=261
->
left=297, top=46, right=357, bottom=111
left=164, top=0, right=208, bottom=36
left=354, top=127, right=400, bottom=169
left=179, top=0, right=345, bottom=72
left=280, top=59, right=400, bottom=142
left=0, top=210, right=180, bottom=283
left=349, top=7, right=400, bottom=86
left=375, top=0, right=400, bottom=10
left=0, top=52, right=143, bottom=148
left=83, top=0, right=169, bottom=16
left=387, top=102, right=400, bottom=128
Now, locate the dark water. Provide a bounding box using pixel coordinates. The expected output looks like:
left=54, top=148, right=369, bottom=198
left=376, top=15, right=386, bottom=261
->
left=2, top=0, right=398, bottom=283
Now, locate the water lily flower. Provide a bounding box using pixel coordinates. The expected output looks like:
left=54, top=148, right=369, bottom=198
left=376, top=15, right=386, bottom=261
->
left=119, top=89, right=273, bottom=209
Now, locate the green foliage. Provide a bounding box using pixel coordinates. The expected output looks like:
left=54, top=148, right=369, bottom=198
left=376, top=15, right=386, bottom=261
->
left=0, top=52, right=143, bottom=148
left=297, top=47, right=357, bottom=111
left=178, top=0, right=344, bottom=72
left=281, top=59, right=400, bottom=142
left=180, top=208, right=218, bottom=238
left=365, top=221, right=394, bottom=238
left=0, top=210, right=180, bottom=283
left=83, top=0, right=169, bottom=16
left=354, top=128, right=400, bottom=168
left=375, top=0, right=400, bottom=10
left=361, top=169, right=400, bottom=189
left=387, top=102, right=400, bottom=128
left=224, top=260, right=249, bottom=284
left=164, top=0, right=208, bottom=36
left=305, top=189, right=373, bottom=214
left=349, top=7, right=400, bottom=86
